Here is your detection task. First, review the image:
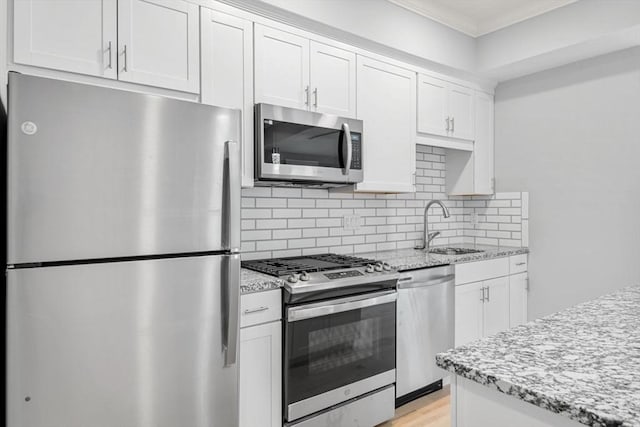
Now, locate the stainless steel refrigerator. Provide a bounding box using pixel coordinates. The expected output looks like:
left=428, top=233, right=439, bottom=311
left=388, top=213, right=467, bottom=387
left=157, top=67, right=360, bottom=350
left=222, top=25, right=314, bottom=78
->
left=5, top=73, right=242, bottom=427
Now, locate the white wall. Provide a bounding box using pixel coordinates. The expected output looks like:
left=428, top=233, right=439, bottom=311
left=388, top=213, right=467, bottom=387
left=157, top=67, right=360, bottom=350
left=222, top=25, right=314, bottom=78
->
left=494, top=47, right=640, bottom=319
left=477, top=0, right=640, bottom=80
left=242, top=0, right=476, bottom=71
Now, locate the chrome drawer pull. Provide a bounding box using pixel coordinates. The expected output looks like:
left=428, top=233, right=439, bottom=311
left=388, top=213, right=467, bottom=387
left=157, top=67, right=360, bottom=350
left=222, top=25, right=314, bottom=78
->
left=244, top=306, right=269, bottom=315
left=515, top=262, right=526, bottom=266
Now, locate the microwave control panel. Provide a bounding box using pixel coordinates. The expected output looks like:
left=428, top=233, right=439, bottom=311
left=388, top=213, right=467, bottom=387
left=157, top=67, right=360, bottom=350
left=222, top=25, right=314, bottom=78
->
left=351, top=134, right=362, bottom=170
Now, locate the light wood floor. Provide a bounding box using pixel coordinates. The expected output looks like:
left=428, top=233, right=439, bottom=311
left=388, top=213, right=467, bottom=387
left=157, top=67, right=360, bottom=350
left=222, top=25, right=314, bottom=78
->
left=377, top=386, right=450, bottom=427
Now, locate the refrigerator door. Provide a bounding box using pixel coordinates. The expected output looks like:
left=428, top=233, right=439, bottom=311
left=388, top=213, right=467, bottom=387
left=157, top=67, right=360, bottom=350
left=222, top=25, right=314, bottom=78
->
left=6, top=254, right=241, bottom=427
left=7, top=73, right=241, bottom=265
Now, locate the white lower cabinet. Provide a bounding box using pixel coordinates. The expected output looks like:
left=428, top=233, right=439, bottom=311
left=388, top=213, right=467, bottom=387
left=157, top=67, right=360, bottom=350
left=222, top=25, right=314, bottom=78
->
left=240, top=320, right=282, bottom=427
left=239, top=289, right=282, bottom=427
left=455, top=277, right=509, bottom=347
left=455, top=255, right=528, bottom=347
left=509, top=272, right=529, bottom=327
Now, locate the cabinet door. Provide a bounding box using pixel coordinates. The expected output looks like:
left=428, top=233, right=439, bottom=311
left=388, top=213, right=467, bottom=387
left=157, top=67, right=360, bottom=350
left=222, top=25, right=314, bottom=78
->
left=309, top=41, right=356, bottom=117
left=483, top=277, right=510, bottom=337
left=118, top=0, right=200, bottom=93
left=13, top=0, right=117, bottom=79
left=449, top=83, right=475, bottom=141
left=417, top=74, right=449, bottom=137
left=454, top=282, right=484, bottom=347
left=355, top=56, right=416, bottom=193
left=239, top=321, right=282, bottom=427
left=473, top=91, right=494, bottom=195
left=201, top=9, right=254, bottom=187
left=254, top=24, right=309, bottom=109
left=509, top=272, right=528, bottom=328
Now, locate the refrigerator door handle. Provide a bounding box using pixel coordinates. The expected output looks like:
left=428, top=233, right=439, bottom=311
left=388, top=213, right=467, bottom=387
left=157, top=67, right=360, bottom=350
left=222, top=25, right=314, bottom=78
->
left=224, top=253, right=241, bottom=367
left=224, top=140, right=241, bottom=252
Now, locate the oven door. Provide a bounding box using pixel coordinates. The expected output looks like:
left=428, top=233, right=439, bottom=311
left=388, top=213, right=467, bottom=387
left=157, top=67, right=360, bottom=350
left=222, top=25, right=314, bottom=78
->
left=256, top=103, right=363, bottom=184
left=284, top=290, right=396, bottom=422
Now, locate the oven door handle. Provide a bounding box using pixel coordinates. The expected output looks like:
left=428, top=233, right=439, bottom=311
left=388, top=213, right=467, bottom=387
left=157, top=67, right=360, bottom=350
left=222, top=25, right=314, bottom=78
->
left=287, top=290, right=397, bottom=322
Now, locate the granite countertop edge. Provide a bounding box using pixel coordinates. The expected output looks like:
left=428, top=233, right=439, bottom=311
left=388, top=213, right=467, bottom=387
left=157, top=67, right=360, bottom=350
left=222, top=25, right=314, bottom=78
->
left=435, top=354, right=616, bottom=427
left=435, top=286, right=640, bottom=427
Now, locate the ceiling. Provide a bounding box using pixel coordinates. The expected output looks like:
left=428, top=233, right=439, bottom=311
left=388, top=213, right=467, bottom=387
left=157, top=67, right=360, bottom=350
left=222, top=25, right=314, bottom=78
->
left=388, top=0, right=578, bottom=37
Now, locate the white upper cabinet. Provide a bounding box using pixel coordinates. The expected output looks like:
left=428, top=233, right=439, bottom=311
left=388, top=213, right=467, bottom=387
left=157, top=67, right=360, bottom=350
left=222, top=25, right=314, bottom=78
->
left=309, top=41, right=356, bottom=117
left=355, top=55, right=416, bottom=193
left=201, top=8, right=254, bottom=187
left=118, top=0, right=200, bottom=93
left=417, top=74, right=475, bottom=142
left=254, top=25, right=356, bottom=117
left=254, top=24, right=309, bottom=109
left=416, top=75, right=448, bottom=137
left=473, top=91, right=495, bottom=195
left=13, top=0, right=118, bottom=79
left=446, top=90, right=494, bottom=196
left=448, top=83, right=475, bottom=140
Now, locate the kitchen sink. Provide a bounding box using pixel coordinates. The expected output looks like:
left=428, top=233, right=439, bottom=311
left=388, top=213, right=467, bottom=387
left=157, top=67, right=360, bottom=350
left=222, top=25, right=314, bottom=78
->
left=428, top=247, right=485, bottom=256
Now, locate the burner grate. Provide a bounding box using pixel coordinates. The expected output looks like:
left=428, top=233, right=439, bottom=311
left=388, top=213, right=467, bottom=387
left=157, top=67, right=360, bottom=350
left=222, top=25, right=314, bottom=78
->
left=242, top=253, right=378, bottom=277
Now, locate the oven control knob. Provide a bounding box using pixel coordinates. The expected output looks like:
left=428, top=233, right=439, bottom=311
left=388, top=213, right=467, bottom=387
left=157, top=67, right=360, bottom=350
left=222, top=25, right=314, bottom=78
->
left=374, top=263, right=383, bottom=272
left=382, top=262, right=392, bottom=271
left=365, top=264, right=375, bottom=273
left=287, top=274, right=299, bottom=283
left=299, top=271, right=310, bottom=281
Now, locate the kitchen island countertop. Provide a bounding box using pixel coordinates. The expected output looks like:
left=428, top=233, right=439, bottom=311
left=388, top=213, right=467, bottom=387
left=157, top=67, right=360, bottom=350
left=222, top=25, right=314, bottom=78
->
left=436, top=286, right=640, bottom=427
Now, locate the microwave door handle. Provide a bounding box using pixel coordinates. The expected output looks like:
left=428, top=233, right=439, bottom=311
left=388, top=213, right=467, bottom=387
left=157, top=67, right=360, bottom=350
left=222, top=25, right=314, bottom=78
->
left=342, top=122, right=352, bottom=176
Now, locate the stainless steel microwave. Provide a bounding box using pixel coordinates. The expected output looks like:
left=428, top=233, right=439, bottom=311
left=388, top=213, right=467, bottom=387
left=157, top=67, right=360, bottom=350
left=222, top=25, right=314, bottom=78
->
left=255, top=103, right=363, bottom=187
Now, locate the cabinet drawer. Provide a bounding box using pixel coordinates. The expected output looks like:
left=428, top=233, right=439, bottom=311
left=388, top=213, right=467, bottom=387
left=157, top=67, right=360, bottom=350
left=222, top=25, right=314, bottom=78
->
left=240, top=289, right=281, bottom=328
left=509, top=254, right=528, bottom=274
left=455, top=257, right=509, bottom=285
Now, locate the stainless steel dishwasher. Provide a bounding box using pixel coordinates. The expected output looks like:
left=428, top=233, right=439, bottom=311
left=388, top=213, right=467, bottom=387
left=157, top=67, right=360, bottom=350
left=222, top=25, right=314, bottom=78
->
left=396, top=265, right=454, bottom=406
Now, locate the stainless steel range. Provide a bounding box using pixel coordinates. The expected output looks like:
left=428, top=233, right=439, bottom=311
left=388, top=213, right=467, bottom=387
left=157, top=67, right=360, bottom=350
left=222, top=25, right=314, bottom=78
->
left=242, top=253, right=399, bottom=427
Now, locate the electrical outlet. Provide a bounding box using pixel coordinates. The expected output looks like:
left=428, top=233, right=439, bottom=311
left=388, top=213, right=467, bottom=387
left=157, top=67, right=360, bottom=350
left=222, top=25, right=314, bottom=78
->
left=470, top=212, right=479, bottom=227
left=343, top=214, right=361, bottom=230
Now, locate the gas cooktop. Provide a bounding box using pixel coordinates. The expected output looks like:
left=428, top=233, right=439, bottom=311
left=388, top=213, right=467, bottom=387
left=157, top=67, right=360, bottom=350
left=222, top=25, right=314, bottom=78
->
left=242, top=253, right=379, bottom=277
left=243, top=254, right=398, bottom=303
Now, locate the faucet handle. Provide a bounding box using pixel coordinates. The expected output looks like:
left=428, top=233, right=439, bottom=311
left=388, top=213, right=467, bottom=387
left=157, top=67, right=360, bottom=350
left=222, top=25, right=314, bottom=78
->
left=427, top=231, right=440, bottom=243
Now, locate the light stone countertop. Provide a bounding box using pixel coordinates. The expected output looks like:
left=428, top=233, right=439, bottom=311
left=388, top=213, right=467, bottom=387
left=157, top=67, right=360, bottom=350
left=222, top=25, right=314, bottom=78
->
left=240, top=244, right=528, bottom=294
left=359, top=244, right=529, bottom=271
left=240, top=269, right=284, bottom=295
left=436, top=286, right=640, bottom=427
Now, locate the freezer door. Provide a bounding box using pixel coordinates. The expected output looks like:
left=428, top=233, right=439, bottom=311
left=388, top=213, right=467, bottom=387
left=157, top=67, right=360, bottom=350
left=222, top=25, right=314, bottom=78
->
left=7, top=73, right=241, bottom=264
left=6, top=254, right=241, bottom=427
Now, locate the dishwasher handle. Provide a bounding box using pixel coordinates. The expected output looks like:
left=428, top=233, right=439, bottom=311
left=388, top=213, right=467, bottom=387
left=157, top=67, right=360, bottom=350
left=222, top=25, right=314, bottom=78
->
left=397, top=274, right=454, bottom=289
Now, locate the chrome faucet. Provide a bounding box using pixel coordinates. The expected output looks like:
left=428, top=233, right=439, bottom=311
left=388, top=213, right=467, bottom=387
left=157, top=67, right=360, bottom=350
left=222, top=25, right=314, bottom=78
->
left=415, top=199, right=450, bottom=251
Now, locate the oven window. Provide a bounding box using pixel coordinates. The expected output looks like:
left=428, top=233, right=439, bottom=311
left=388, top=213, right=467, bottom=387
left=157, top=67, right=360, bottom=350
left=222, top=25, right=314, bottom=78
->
left=285, top=301, right=395, bottom=406
left=263, top=119, right=361, bottom=169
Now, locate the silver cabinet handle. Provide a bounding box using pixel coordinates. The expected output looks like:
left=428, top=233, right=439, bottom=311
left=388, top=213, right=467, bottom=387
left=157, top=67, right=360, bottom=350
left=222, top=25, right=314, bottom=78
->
left=224, top=141, right=241, bottom=251
left=480, top=287, right=485, bottom=302
left=106, top=41, right=112, bottom=69
left=305, top=86, right=310, bottom=105
left=244, top=306, right=269, bottom=314
left=122, top=44, right=128, bottom=72
left=486, top=285, right=490, bottom=302
left=451, top=117, right=455, bottom=133
left=398, top=276, right=413, bottom=283
left=313, top=87, right=318, bottom=107
left=342, top=122, right=352, bottom=177
left=224, top=254, right=241, bottom=367
left=515, top=262, right=526, bottom=266
left=525, top=277, right=530, bottom=291
left=445, top=117, right=450, bottom=132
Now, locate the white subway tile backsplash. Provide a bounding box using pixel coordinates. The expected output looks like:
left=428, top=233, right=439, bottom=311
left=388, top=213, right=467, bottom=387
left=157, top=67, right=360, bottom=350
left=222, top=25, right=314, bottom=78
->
left=240, top=148, right=529, bottom=259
